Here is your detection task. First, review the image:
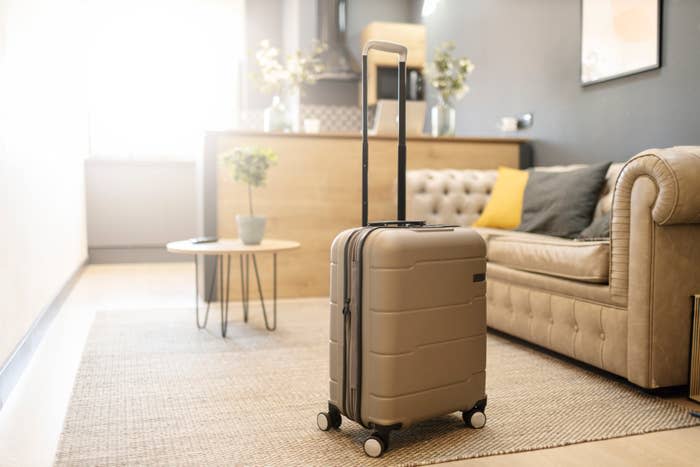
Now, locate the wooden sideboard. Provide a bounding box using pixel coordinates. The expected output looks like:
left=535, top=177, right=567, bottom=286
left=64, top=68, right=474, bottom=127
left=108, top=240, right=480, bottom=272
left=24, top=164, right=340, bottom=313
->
left=202, top=131, right=530, bottom=300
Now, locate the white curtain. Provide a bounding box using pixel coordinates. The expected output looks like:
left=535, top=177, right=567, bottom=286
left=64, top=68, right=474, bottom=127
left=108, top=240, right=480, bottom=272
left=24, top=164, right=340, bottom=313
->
left=86, top=0, right=244, bottom=160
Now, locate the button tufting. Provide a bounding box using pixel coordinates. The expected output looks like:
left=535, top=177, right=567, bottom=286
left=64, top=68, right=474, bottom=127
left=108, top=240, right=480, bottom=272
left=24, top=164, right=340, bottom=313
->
left=550, top=318, right=554, bottom=324
left=574, top=324, right=579, bottom=332
left=600, top=333, right=605, bottom=340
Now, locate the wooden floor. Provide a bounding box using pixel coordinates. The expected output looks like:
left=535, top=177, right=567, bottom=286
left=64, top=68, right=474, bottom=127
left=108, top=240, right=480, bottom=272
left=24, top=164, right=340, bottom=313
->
left=0, top=263, right=698, bottom=466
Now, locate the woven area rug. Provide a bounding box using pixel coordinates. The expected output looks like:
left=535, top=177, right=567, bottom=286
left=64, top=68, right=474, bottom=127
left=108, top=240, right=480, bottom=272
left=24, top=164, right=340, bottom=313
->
left=55, top=300, right=698, bottom=466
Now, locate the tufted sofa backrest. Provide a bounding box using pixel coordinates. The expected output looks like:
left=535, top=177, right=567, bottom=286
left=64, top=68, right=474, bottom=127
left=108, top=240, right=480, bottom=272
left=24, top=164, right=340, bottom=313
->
left=406, top=163, right=624, bottom=227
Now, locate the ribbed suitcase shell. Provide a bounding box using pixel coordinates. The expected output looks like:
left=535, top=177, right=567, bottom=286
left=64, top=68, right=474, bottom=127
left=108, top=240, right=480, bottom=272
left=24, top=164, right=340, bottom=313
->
left=329, top=225, right=487, bottom=429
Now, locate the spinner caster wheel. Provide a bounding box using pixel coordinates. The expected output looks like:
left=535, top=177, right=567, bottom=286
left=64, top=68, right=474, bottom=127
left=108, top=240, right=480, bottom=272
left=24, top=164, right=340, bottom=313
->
left=463, top=409, right=486, bottom=429
left=363, top=434, right=387, bottom=458
left=316, top=407, right=342, bottom=431
left=316, top=412, right=331, bottom=431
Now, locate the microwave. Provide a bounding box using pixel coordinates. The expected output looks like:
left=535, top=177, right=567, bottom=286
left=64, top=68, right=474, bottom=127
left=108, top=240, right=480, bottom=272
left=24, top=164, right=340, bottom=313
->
left=376, top=66, right=424, bottom=101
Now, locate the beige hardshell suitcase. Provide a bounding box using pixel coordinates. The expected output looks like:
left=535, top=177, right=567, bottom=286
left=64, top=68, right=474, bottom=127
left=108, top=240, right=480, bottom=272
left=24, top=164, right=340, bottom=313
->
left=316, top=41, right=488, bottom=458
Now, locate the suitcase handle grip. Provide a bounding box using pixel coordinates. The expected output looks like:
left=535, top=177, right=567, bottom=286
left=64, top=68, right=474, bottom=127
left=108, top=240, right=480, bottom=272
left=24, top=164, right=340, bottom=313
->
left=362, top=41, right=408, bottom=61
left=362, top=41, right=407, bottom=227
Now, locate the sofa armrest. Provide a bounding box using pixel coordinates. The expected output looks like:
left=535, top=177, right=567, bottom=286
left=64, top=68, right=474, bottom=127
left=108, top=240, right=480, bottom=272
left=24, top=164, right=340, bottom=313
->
left=614, top=146, right=700, bottom=226
left=610, top=146, right=700, bottom=388
left=610, top=146, right=700, bottom=302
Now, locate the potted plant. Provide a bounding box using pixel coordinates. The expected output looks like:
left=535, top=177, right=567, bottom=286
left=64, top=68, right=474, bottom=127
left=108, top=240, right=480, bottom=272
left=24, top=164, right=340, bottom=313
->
left=426, top=42, right=475, bottom=137
left=224, top=146, right=278, bottom=245
left=252, top=39, right=326, bottom=133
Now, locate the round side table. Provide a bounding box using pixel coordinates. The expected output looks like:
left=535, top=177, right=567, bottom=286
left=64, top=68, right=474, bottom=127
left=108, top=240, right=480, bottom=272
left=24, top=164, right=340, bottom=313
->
left=166, top=238, right=300, bottom=337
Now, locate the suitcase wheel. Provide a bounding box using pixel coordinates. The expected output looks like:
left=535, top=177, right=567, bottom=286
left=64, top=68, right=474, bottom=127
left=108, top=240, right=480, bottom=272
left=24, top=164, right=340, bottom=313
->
left=316, top=408, right=342, bottom=431
left=462, top=409, right=487, bottom=429
left=363, top=433, right=387, bottom=458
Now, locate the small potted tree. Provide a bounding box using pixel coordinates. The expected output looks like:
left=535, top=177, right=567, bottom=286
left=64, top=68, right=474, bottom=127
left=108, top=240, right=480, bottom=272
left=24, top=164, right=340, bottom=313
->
left=224, top=146, right=278, bottom=245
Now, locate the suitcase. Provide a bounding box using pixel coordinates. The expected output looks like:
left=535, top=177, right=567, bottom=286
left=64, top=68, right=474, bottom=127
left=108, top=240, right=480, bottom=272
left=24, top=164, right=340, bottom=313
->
left=316, top=40, right=488, bottom=458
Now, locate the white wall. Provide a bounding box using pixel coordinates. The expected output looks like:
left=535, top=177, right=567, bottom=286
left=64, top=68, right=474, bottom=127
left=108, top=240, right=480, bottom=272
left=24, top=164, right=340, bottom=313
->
left=85, top=160, right=197, bottom=248
left=0, top=0, right=89, bottom=365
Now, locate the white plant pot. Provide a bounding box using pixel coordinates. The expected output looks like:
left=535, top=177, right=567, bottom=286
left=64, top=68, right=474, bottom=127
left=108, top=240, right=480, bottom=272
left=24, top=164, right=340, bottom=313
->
left=236, top=215, right=267, bottom=245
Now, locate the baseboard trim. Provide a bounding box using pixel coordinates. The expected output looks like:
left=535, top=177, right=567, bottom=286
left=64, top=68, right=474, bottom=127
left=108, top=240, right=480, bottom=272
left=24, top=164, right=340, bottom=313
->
left=88, top=246, right=186, bottom=264
left=0, top=260, right=86, bottom=411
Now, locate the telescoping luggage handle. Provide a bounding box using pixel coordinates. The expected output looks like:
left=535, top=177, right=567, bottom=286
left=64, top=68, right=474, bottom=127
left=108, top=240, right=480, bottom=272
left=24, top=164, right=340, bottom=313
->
left=362, top=40, right=410, bottom=227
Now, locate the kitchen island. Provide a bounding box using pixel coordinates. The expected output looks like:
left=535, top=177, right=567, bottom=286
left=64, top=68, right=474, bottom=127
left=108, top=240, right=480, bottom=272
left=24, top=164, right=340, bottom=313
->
left=201, top=131, right=531, bottom=299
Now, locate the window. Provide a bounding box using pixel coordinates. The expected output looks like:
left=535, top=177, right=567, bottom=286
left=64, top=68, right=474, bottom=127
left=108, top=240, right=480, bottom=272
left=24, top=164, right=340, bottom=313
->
left=87, top=0, right=244, bottom=160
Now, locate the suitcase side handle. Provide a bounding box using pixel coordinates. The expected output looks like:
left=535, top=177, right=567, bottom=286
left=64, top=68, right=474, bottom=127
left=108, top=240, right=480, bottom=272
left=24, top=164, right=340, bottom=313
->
left=361, top=41, right=407, bottom=227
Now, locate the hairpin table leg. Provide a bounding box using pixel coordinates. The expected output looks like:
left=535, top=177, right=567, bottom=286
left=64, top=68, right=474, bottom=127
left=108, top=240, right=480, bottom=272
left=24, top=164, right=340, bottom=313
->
left=220, top=254, right=231, bottom=337
left=194, top=254, right=218, bottom=329
left=240, top=254, right=250, bottom=323
left=251, top=253, right=277, bottom=331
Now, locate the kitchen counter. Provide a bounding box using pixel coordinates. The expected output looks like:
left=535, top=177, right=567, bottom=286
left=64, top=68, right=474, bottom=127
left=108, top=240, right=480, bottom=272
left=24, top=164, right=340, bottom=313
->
left=200, top=130, right=531, bottom=299
left=207, top=130, right=528, bottom=144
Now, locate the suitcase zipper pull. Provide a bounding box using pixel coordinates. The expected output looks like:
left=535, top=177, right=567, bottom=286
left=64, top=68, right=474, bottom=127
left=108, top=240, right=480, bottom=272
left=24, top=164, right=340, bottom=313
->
left=342, top=298, right=351, bottom=315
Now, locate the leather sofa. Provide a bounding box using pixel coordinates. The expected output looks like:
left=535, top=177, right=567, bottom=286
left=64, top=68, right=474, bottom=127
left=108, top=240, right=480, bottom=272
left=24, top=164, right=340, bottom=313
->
left=406, top=146, right=700, bottom=389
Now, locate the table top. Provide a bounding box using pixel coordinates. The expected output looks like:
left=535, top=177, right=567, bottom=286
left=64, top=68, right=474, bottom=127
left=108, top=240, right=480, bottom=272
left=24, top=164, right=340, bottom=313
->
left=166, top=238, right=301, bottom=255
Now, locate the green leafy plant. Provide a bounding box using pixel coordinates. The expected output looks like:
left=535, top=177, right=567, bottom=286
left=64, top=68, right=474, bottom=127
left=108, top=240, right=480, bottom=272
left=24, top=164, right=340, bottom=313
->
left=224, top=147, right=278, bottom=216
left=427, top=41, right=475, bottom=104
left=252, top=39, right=327, bottom=96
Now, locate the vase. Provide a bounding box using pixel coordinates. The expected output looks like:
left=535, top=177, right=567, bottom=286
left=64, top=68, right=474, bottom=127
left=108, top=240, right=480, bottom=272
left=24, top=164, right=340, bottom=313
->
left=431, top=98, right=456, bottom=137
left=263, top=95, right=291, bottom=133
left=263, top=88, right=300, bottom=133
left=285, top=87, right=300, bottom=133
left=236, top=215, right=267, bottom=245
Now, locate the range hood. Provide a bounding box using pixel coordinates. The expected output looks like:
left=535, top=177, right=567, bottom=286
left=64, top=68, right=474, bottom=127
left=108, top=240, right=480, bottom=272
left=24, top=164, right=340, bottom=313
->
left=316, top=0, right=359, bottom=81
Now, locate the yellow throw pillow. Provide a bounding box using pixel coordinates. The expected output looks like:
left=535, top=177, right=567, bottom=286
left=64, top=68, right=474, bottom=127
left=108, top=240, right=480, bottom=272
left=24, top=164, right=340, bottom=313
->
left=473, top=166, right=529, bottom=229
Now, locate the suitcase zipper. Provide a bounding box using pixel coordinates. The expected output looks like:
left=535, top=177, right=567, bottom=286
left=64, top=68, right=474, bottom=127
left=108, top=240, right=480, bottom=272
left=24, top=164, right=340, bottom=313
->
left=347, top=231, right=364, bottom=421
left=341, top=229, right=361, bottom=419
left=349, top=227, right=380, bottom=427
left=344, top=227, right=379, bottom=428
left=341, top=226, right=380, bottom=425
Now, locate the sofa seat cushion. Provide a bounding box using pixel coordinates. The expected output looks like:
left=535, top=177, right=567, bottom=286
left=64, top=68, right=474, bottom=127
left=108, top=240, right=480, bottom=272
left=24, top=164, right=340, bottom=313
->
left=487, top=234, right=610, bottom=284
left=473, top=227, right=553, bottom=243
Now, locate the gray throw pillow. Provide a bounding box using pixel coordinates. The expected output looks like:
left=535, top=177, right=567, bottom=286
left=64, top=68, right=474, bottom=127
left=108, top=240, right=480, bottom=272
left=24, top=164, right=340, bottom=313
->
left=578, top=214, right=610, bottom=239
left=517, top=162, right=611, bottom=238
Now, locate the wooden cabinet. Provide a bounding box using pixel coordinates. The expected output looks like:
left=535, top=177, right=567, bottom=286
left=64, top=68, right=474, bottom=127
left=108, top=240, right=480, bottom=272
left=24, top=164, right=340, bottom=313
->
left=203, top=131, right=530, bottom=299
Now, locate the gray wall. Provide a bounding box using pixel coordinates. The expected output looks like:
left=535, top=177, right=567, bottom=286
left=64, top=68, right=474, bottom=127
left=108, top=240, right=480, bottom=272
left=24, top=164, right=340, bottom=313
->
left=417, top=0, right=700, bottom=166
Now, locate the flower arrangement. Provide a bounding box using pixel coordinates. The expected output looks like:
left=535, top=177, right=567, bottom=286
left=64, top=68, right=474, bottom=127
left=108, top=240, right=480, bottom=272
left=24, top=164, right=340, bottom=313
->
left=427, top=41, right=475, bottom=105
left=224, top=146, right=278, bottom=216
left=252, top=40, right=327, bottom=96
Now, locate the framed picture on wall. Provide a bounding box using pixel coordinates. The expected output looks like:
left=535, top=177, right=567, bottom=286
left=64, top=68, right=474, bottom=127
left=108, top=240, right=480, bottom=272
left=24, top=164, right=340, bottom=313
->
left=581, top=0, right=662, bottom=86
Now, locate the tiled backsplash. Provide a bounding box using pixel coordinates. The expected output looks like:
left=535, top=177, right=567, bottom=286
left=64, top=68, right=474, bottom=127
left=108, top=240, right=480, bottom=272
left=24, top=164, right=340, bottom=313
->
left=239, top=105, right=375, bottom=134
